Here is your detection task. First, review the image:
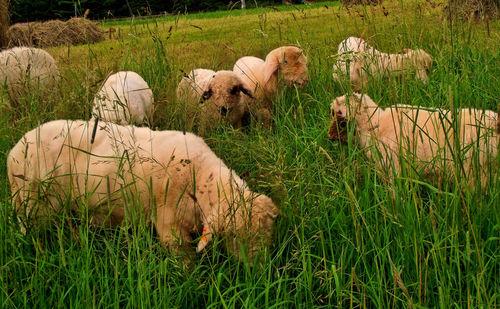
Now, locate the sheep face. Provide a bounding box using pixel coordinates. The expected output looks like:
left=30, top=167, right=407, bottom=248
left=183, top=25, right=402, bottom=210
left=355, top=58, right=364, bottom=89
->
left=328, top=93, right=369, bottom=142
left=225, top=195, right=279, bottom=264
left=280, top=47, right=308, bottom=87
left=328, top=95, right=350, bottom=143
left=265, top=46, right=308, bottom=88
left=407, top=49, right=432, bottom=83
left=203, top=71, right=253, bottom=127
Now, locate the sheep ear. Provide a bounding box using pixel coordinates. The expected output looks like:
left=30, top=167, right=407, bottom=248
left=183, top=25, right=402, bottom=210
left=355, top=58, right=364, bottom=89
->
left=239, top=86, right=254, bottom=99
left=196, top=225, right=213, bottom=253
left=263, top=57, right=280, bottom=85
left=254, top=195, right=279, bottom=219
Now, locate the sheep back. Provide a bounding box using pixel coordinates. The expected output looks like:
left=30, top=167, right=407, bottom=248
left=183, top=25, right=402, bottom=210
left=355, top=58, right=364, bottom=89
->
left=0, top=47, right=59, bottom=104
left=92, top=71, right=154, bottom=125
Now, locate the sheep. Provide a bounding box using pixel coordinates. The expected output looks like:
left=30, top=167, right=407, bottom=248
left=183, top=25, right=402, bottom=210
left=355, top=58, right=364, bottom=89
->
left=328, top=93, right=498, bottom=190
left=0, top=47, right=60, bottom=106
left=498, top=104, right=500, bottom=134
left=332, top=37, right=432, bottom=91
left=92, top=71, right=154, bottom=126
left=233, top=45, right=308, bottom=126
left=176, top=69, right=253, bottom=131
left=7, top=119, right=278, bottom=263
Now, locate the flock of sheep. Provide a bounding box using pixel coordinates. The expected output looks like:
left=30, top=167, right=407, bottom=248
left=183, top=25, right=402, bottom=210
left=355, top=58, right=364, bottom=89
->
left=1, top=35, right=498, bottom=263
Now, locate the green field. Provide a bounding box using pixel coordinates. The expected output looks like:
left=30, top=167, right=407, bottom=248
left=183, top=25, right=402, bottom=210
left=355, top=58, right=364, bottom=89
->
left=1, top=0, right=499, bottom=307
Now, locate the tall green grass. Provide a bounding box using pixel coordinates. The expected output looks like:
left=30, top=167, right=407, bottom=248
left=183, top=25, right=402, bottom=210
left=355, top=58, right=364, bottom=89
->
left=1, top=0, right=499, bottom=307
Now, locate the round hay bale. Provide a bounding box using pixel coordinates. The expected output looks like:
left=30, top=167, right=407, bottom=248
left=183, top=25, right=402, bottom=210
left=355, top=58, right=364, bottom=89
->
left=65, top=18, right=104, bottom=45
left=7, top=23, right=36, bottom=47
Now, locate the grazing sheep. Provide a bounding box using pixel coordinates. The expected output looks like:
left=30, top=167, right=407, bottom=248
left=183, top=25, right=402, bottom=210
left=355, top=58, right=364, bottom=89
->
left=8, top=120, right=278, bottom=262
left=92, top=71, right=154, bottom=126
left=328, top=93, right=498, bottom=189
left=176, top=69, right=253, bottom=131
left=0, top=47, right=59, bottom=105
left=332, top=37, right=432, bottom=91
left=233, top=46, right=308, bottom=125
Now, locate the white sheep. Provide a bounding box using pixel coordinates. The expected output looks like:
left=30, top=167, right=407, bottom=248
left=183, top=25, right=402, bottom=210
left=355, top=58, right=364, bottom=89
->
left=233, top=46, right=308, bottom=125
left=7, top=119, right=278, bottom=263
left=92, top=71, right=154, bottom=125
left=328, top=93, right=498, bottom=189
left=0, top=47, right=60, bottom=105
left=176, top=69, right=254, bottom=130
left=332, top=37, right=432, bottom=91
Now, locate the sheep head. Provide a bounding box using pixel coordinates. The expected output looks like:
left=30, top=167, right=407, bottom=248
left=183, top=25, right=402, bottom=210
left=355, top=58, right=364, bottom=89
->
left=329, top=95, right=350, bottom=143
left=263, top=46, right=308, bottom=88
left=202, top=70, right=253, bottom=127
left=225, top=194, right=279, bottom=264
left=329, top=93, right=376, bottom=142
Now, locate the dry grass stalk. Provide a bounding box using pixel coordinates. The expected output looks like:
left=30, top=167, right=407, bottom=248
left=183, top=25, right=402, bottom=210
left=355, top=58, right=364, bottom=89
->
left=444, top=0, right=499, bottom=21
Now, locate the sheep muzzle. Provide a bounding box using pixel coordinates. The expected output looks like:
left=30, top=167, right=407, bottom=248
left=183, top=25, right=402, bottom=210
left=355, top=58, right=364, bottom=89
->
left=328, top=115, right=348, bottom=143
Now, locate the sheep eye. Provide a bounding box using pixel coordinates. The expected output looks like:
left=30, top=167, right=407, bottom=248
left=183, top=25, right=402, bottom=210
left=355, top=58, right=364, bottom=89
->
left=230, top=86, right=239, bottom=95
left=339, top=120, right=347, bottom=128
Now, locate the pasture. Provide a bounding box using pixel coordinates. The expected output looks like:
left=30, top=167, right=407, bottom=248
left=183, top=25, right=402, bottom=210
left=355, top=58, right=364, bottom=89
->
left=1, top=0, right=499, bottom=307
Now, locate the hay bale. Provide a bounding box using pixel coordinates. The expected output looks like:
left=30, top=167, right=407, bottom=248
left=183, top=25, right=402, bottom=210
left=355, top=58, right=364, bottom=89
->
left=340, top=0, right=382, bottom=7
left=6, top=23, right=35, bottom=47
left=65, top=18, right=104, bottom=45
left=0, top=0, right=9, bottom=48
left=7, top=17, right=105, bottom=48
left=32, top=20, right=70, bottom=47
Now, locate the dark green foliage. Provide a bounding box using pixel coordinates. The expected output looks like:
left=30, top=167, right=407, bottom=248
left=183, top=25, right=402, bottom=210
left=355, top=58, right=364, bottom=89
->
left=10, top=0, right=292, bottom=22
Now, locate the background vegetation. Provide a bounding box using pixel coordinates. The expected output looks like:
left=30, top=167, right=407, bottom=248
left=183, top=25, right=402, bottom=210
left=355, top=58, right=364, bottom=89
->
left=9, top=0, right=314, bottom=22
left=1, top=0, right=499, bottom=307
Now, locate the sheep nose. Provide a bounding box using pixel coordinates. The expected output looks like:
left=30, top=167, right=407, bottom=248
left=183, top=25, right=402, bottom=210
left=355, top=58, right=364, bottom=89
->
left=294, top=80, right=306, bottom=88
left=241, top=111, right=251, bottom=127
left=219, top=106, right=228, bottom=116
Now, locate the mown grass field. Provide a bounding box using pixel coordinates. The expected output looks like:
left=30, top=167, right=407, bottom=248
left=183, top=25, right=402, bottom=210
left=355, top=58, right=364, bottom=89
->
left=1, top=0, right=499, bottom=307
